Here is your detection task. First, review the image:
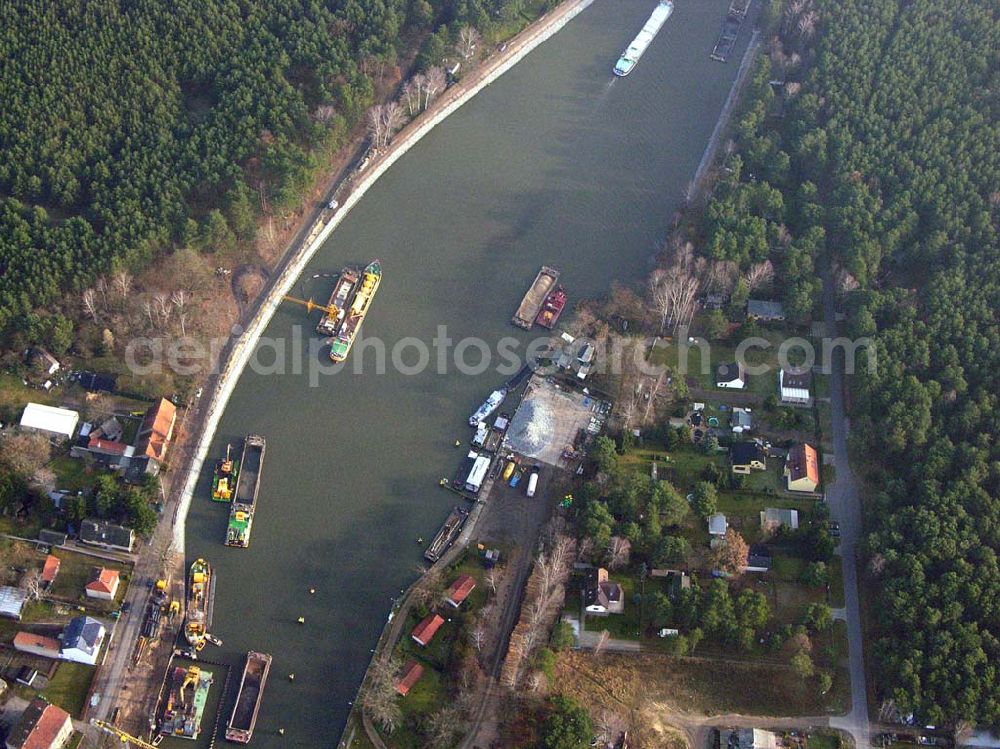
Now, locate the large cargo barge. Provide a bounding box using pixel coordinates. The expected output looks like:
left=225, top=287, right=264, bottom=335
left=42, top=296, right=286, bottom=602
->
left=315, top=268, right=360, bottom=336
left=329, top=259, right=381, bottom=362
left=211, top=444, right=239, bottom=501
left=512, top=266, right=560, bottom=329
left=535, top=286, right=567, bottom=329
left=184, top=559, right=213, bottom=650
left=225, top=651, right=273, bottom=744
left=226, top=435, right=265, bottom=548
left=160, top=665, right=213, bottom=740
left=613, top=1, right=674, bottom=77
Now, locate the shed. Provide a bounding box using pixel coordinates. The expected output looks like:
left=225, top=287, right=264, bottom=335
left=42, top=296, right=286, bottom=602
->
left=41, top=556, right=60, bottom=586
left=13, top=632, right=61, bottom=660
left=19, top=403, right=79, bottom=439
left=38, top=530, right=68, bottom=547
left=761, top=507, right=800, bottom=531
left=394, top=660, right=425, bottom=696
left=708, top=513, right=728, bottom=536
left=445, top=574, right=477, bottom=608
left=0, top=586, right=28, bottom=620
left=411, top=614, right=445, bottom=647
left=746, top=299, right=785, bottom=321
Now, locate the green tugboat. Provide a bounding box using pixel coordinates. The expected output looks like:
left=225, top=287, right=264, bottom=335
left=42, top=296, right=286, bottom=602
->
left=226, top=435, right=265, bottom=548
left=211, top=444, right=239, bottom=501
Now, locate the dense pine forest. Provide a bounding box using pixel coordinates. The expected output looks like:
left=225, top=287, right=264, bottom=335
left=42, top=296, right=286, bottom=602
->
left=698, top=0, right=999, bottom=726
left=0, top=0, right=538, bottom=348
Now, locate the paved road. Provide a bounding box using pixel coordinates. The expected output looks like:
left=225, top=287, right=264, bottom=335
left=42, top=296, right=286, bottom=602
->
left=821, top=265, right=872, bottom=749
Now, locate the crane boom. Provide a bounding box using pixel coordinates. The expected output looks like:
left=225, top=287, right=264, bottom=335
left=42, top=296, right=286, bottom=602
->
left=283, top=295, right=338, bottom=316
left=91, top=718, right=160, bottom=749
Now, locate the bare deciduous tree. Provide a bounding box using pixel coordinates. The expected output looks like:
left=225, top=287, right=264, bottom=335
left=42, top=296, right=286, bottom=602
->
left=422, top=67, right=446, bottom=110
left=314, top=104, right=337, bottom=124
left=457, top=26, right=481, bottom=59
left=486, top=567, right=499, bottom=596
left=82, top=288, right=99, bottom=322
left=113, top=270, right=133, bottom=299
left=743, top=260, right=775, bottom=292
left=23, top=570, right=44, bottom=603
left=401, top=80, right=420, bottom=116
left=153, top=293, right=171, bottom=326
left=0, top=430, right=51, bottom=477
left=366, top=104, right=385, bottom=149
left=426, top=705, right=465, bottom=749
left=31, top=467, right=57, bottom=492
left=606, top=536, right=631, bottom=571
left=96, top=276, right=109, bottom=309
left=360, top=656, right=402, bottom=734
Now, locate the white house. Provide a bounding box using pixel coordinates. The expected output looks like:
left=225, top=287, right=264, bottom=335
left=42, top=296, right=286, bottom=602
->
left=5, top=698, right=73, bottom=749
left=19, top=403, right=79, bottom=439
left=716, top=362, right=746, bottom=389
left=59, top=616, right=106, bottom=666
left=779, top=368, right=812, bottom=404
left=85, top=568, right=120, bottom=601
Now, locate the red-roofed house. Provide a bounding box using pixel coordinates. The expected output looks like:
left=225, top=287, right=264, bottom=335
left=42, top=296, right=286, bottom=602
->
left=411, top=614, right=445, bottom=647
left=85, top=568, right=119, bottom=600
left=784, top=443, right=820, bottom=492
left=394, top=660, right=424, bottom=696
left=40, top=556, right=60, bottom=588
left=12, top=632, right=61, bottom=660
left=5, top=698, right=73, bottom=749
left=445, top=574, right=476, bottom=608
left=135, top=398, right=177, bottom=464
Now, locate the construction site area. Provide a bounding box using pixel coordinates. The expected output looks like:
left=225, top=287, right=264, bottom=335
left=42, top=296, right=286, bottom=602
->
left=505, top=375, right=610, bottom=468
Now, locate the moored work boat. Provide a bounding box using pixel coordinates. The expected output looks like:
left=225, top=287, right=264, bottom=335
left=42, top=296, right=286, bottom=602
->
left=184, top=559, right=213, bottom=650
left=211, top=444, right=239, bottom=501
left=469, top=388, right=507, bottom=427
left=614, top=0, right=674, bottom=77
left=535, top=286, right=567, bottom=329
left=225, top=651, right=273, bottom=744
left=226, top=435, right=265, bottom=548
left=329, top=259, right=381, bottom=362
left=315, top=268, right=360, bottom=337
left=160, top=665, right=213, bottom=740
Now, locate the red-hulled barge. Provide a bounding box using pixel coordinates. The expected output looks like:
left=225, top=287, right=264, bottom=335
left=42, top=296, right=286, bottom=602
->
left=535, top=286, right=567, bottom=329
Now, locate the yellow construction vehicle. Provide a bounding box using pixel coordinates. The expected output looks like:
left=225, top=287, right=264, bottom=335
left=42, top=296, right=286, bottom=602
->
left=91, top=718, right=160, bottom=748
left=167, top=600, right=180, bottom=621
left=282, top=295, right=339, bottom=316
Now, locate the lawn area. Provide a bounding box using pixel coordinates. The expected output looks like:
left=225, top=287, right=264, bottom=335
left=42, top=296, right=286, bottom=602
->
left=808, top=730, right=845, bottom=749
left=715, top=492, right=813, bottom=545
left=42, top=661, right=95, bottom=718
left=380, top=666, right=446, bottom=749
left=49, top=456, right=98, bottom=493
left=583, top=575, right=641, bottom=640
left=817, top=402, right=833, bottom=451
left=620, top=446, right=726, bottom=493
left=745, top=462, right=784, bottom=495
left=49, top=548, right=132, bottom=609
left=827, top=558, right=845, bottom=607
left=0, top=373, right=58, bottom=421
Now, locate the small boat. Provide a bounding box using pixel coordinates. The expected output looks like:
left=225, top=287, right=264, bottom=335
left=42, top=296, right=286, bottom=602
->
left=536, top=286, right=567, bottom=329
left=315, top=268, right=360, bottom=337
left=184, top=559, right=213, bottom=650
left=211, top=444, right=239, bottom=502
left=469, top=388, right=507, bottom=427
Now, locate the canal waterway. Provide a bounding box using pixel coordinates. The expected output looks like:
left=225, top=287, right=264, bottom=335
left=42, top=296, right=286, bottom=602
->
left=183, top=0, right=753, bottom=744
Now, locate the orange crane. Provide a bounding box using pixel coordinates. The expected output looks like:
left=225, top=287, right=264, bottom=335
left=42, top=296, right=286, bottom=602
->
left=90, top=719, right=159, bottom=748
left=282, top=295, right=339, bottom=317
